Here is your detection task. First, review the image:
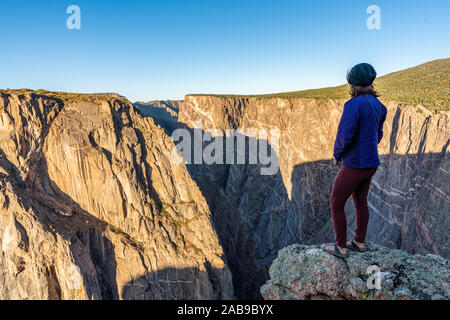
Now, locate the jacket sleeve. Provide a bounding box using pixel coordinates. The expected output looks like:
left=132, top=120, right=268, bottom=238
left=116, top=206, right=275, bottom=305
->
left=378, top=109, right=387, bottom=144
left=333, top=101, right=360, bottom=161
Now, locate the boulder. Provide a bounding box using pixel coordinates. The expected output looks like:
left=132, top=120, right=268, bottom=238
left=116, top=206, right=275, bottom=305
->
left=261, top=243, right=449, bottom=300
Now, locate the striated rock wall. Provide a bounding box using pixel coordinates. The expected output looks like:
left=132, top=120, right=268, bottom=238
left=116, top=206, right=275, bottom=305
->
left=178, top=95, right=449, bottom=298
left=1, top=90, right=447, bottom=300
left=261, top=243, right=450, bottom=300
left=0, top=92, right=233, bottom=300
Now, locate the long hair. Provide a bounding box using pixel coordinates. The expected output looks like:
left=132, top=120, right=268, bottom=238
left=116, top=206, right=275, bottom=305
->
left=349, top=84, right=379, bottom=98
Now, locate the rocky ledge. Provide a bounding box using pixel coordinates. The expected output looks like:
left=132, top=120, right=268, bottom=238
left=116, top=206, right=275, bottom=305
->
left=260, top=243, right=449, bottom=300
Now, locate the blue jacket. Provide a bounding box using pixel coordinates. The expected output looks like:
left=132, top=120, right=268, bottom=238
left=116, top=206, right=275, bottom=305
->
left=333, top=94, right=387, bottom=168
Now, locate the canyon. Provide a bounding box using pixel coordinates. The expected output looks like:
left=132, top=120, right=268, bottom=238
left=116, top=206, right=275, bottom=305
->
left=161, top=95, right=449, bottom=299
left=0, top=61, right=449, bottom=300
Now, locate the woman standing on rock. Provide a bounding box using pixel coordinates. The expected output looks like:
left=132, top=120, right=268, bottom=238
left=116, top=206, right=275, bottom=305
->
left=322, top=63, right=387, bottom=259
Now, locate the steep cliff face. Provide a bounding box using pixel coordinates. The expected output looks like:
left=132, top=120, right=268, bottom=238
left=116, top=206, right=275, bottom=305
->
left=1, top=89, right=447, bottom=300
left=261, top=244, right=449, bottom=300
left=0, top=91, right=233, bottom=300
left=177, top=95, right=449, bottom=298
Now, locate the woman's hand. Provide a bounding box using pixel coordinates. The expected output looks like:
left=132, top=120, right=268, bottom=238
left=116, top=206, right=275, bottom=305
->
left=334, top=159, right=341, bottom=166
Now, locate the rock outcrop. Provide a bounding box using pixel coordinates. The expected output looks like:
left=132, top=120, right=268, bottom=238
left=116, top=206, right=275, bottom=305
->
left=0, top=91, right=233, bottom=300
left=261, top=244, right=450, bottom=300
left=176, top=95, right=449, bottom=298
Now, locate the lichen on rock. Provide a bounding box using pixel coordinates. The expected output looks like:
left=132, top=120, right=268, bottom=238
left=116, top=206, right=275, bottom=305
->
left=261, top=243, right=450, bottom=300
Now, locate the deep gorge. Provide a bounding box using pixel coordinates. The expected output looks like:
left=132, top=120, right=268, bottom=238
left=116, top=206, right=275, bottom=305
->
left=0, top=90, right=448, bottom=299
left=140, top=95, right=449, bottom=298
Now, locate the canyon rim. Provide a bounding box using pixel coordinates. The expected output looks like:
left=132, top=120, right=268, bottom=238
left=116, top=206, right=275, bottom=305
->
left=0, top=59, right=449, bottom=300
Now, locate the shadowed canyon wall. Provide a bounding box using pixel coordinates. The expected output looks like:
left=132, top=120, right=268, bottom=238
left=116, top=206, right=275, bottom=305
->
left=174, top=95, right=449, bottom=299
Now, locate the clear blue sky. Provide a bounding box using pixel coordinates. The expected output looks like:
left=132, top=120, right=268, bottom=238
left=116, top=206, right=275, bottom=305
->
left=1, top=0, right=449, bottom=101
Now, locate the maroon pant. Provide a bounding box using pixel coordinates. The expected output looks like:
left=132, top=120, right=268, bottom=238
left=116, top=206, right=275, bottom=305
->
left=330, top=166, right=378, bottom=248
